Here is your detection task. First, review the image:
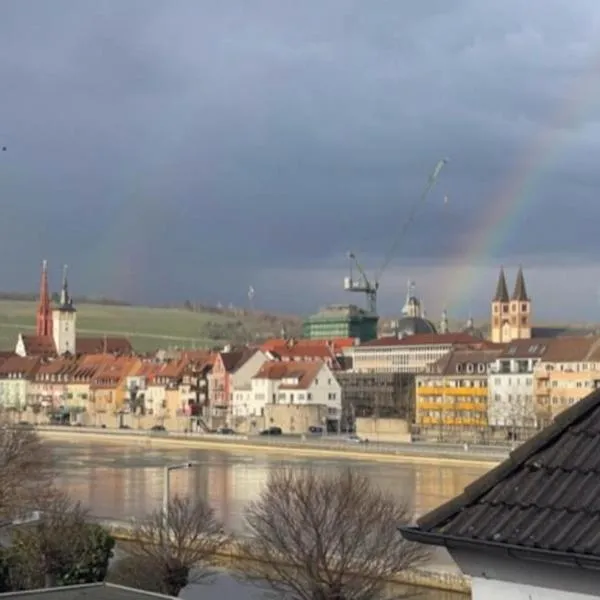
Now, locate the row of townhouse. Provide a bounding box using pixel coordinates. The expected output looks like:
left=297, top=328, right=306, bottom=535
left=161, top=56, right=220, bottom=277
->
left=415, top=335, right=600, bottom=438
left=0, top=352, right=215, bottom=421
left=0, top=338, right=344, bottom=430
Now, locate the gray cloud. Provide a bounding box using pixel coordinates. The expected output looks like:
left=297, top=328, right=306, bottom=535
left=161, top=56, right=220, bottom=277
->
left=2, top=0, right=600, bottom=318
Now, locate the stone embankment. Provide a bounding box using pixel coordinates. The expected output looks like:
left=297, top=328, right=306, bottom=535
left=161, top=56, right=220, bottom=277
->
left=98, top=518, right=470, bottom=594
left=36, top=425, right=507, bottom=468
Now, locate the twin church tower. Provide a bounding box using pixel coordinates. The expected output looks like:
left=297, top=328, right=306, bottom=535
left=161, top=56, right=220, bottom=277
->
left=490, top=266, right=531, bottom=343
left=36, top=260, right=76, bottom=355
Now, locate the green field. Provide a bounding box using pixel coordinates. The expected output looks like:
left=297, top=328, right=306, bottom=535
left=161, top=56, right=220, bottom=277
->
left=0, top=301, right=302, bottom=353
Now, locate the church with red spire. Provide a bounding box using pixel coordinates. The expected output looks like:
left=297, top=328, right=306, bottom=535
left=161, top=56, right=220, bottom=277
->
left=15, top=260, right=132, bottom=358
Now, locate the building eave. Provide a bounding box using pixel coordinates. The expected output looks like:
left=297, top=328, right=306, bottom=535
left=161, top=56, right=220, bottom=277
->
left=399, top=526, right=600, bottom=571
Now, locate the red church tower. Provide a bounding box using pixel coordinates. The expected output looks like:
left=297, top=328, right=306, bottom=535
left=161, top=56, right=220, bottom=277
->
left=36, top=259, right=52, bottom=337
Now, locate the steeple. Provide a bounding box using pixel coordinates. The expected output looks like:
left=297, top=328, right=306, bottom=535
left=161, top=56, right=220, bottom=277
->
left=493, top=267, right=510, bottom=303
left=36, top=259, right=52, bottom=337
left=58, top=264, right=74, bottom=311
left=512, top=266, right=529, bottom=301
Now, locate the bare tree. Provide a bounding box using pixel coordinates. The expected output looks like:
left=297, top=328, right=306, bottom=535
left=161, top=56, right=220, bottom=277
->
left=109, top=495, right=229, bottom=597
left=0, top=425, right=54, bottom=519
left=238, top=467, right=429, bottom=600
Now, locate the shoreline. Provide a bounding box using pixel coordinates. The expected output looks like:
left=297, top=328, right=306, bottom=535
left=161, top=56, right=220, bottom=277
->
left=37, top=427, right=503, bottom=468
left=105, top=522, right=470, bottom=594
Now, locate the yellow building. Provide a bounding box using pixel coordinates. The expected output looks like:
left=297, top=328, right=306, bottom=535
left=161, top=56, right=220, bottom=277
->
left=534, top=336, right=600, bottom=425
left=416, top=348, right=503, bottom=435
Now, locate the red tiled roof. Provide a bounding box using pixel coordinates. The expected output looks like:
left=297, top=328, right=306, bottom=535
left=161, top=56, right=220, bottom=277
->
left=252, top=360, right=324, bottom=390
left=20, top=335, right=56, bottom=358
left=359, top=332, right=487, bottom=348
left=0, top=355, right=41, bottom=377
left=76, top=337, right=133, bottom=355
left=91, top=356, right=138, bottom=388
left=19, top=335, right=132, bottom=358
left=261, top=338, right=355, bottom=354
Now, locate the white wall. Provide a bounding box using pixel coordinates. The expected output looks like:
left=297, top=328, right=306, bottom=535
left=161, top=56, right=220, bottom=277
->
left=52, top=309, right=76, bottom=356
left=231, top=351, right=268, bottom=393
left=473, top=578, right=600, bottom=599
left=488, top=358, right=538, bottom=427
left=277, top=363, right=342, bottom=418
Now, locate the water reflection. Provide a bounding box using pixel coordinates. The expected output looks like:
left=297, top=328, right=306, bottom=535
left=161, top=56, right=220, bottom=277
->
left=49, top=438, right=486, bottom=577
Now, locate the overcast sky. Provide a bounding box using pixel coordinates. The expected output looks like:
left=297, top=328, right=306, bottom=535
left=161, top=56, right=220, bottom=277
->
left=2, top=1, right=600, bottom=321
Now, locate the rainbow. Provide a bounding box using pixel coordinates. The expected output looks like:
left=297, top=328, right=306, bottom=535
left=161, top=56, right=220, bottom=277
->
left=444, top=57, right=600, bottom=316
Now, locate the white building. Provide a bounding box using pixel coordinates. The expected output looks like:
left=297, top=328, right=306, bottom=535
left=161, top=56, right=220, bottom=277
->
left=233, top=360, right=342, bottom=421
left=488, top=339, right=548, bottom=429
left=347, top=333, right=487, bottom=374
left=230, top=350, right=269, bottom=418
left=401, top=386, right=600, bottom=599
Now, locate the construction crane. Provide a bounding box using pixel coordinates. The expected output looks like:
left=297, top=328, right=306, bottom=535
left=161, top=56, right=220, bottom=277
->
left=344, top=158, right=448, bottom=316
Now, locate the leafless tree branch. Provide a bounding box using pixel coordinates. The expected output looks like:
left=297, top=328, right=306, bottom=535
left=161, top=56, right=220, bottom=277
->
left=0, top=425, right=55, bottom=519
left=110, top=495, right=229, bottom=597
left=238, top=467, right=429, bottom=600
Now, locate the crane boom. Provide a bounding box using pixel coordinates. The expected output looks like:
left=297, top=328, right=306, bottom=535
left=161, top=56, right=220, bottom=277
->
left=344, top=158, right=448, bottom=316
left=375, top=158, right=448, bottom=281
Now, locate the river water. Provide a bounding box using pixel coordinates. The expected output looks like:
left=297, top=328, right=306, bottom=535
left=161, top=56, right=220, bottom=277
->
left=48, top=438, right=488, bottom=599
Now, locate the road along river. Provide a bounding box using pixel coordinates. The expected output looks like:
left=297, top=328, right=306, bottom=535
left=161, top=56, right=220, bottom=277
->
left=47, top=438, right=486, bottom=598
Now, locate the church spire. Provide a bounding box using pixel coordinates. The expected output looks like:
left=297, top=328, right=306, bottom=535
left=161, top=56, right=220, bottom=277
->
left=493, top=266, right=509, bottom=302
left=512, top=265, right=529, bottom=301
left=36, top=259, right=52, bottom=337
left=59, top=265, right=70, bottom=307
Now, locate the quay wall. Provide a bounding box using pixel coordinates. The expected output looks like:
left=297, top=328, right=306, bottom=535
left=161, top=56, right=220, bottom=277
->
left=36, top=426, right=503, bottom=469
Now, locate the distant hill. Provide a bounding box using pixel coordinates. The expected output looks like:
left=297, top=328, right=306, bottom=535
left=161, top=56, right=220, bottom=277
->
left=0, top=299, right=303, bottom=353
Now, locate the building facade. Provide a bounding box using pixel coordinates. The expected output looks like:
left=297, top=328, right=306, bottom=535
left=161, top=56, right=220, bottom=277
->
left=415, top=348, right=503, bottom=439
left=487, top=339, right=547, bottom=432
left=302, top=304, right=378, bottom=342
left=348, top=332, right=488, bottom=374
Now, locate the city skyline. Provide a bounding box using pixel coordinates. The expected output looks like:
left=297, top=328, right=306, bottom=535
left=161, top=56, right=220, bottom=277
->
left=2, top=1, right=600, bottom=318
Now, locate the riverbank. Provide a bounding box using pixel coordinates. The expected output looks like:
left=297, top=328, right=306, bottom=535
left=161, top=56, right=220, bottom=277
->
left=37, top=426, right=503, bottom=468
left=105, top=520, right=470, bottom=594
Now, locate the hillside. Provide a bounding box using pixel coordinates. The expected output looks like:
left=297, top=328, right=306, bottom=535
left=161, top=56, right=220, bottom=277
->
left=0, top=300, right=303, bottom=353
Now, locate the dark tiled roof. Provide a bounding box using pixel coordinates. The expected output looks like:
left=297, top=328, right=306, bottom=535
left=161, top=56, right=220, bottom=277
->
left=512, top=266, right=529, bottom=301
left=401, top=388, right=600, bottom=563
left=0, top=582, right=176, bottom=599
left=493, top=267, right=509, bottom=302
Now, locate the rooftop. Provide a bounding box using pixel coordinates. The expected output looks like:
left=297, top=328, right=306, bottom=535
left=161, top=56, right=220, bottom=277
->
left=0, top=582, right=176, bottom=600
left=359, top=332, right=487, bottom=348
left=401, top=386, right=600, bottom=566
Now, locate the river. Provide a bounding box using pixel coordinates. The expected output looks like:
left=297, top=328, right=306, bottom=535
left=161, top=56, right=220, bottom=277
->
left=48, top=438, right=488, bottom=599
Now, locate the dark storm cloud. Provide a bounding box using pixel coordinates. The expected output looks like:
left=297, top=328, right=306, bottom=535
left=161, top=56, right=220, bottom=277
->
left=2, top=0, right=600, bottom=312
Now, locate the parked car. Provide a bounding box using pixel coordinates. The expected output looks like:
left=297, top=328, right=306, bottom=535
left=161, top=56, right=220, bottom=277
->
left=150, top=425, right=167, bottom=433
left=216, top=427, right=236, bottom=435
left=346, top=434, right=367, bottom=444
left=260, top=426, right=282, bottom=436
left=308, top=426, right=324, bottom=434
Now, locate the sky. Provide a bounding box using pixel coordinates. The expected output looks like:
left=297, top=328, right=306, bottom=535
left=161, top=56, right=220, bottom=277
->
left=2, top=1, right=600, bottom=321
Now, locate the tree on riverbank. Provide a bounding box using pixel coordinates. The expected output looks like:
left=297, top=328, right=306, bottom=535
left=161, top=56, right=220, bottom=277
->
left=238, top=467, right=428, bottom=600
left=3, top=491, right=115, bottom=590
left=0, top=425, right=54, bottom=519
left=108, top=495, right=229, bottom=597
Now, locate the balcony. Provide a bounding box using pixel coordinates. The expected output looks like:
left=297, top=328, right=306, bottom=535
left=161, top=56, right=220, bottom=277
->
left=418, top=387, right=487, bottom=397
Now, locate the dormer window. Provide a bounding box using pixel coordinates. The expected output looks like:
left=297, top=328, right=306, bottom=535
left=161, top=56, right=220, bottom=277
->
left=456, top=364, right=463, bottom=373
left=466, top=363, right=474, bottom=373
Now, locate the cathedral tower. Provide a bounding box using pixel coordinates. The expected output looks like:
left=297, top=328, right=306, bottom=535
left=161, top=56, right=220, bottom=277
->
left=509, top=266, right=531, bottom=340
left=490, top=267, right=510, bottom=343
left=490, top=266, right=532, bottom=343
left=36, top=260, right=52, bottom=337
left=52, top=265, right=76, bottom=355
